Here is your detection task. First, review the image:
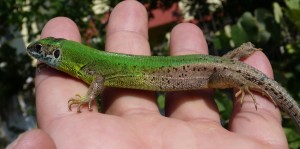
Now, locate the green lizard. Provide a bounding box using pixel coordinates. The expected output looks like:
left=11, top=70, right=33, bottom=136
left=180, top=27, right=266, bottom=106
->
left=27, top=37, right=300, bottom=131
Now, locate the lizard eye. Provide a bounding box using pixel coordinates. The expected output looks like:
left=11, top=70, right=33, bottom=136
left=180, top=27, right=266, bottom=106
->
left=53, top=49, right=60, bottom=58
left=34, top=44, right=42, bottom=53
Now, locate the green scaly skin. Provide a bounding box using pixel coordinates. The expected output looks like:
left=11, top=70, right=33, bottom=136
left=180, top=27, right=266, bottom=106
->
left=27, top=37, right=300, bottom=131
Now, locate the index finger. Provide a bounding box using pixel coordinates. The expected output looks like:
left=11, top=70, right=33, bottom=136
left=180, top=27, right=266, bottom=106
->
left=35, top=17, right=90, bottom=129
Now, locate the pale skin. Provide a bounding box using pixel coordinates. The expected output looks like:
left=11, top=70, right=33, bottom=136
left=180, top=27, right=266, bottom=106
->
left=8, top=1, right=288, bottom=149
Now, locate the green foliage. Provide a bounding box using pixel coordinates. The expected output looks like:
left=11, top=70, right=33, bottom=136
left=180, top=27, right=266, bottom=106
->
left=213, top=8, right=282, bottom=48
left=285, top=127, right=300, bottom=149
left=211, top=0, right=300, bottom=145
left=286, top=8, right=300, bottom=30
left=210, top=0, right=300, bottom=146
left=215, top=89, right=233, bottom=128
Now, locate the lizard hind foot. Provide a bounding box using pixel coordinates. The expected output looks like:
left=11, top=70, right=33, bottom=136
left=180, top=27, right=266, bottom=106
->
left=235, top=86, right=259, bottom=110
left=68, top=94, right=94, bottom=113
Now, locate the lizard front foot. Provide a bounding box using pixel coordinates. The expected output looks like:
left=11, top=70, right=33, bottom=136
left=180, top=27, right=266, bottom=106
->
left=68, top=94, right=94, bottom=113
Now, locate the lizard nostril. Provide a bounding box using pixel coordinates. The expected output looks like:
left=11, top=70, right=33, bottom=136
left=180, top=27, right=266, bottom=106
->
left=34, top=44, right=42, bottom=53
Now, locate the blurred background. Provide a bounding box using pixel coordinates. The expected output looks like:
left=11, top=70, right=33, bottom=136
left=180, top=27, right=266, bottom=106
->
left=1, top=0, right=300, bottom=148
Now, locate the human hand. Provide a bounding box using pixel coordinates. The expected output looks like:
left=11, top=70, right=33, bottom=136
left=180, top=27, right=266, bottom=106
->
left=8, top=1, right=288, bottom=148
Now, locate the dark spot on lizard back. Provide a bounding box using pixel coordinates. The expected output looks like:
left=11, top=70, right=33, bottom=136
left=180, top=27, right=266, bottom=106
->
left=289, top=105, right=294, bottom=110
left=294, top=113, right=298, bottom=117
left=151, top=77, right=155, bottom=81
left=257, top=81, right=264, bottom=86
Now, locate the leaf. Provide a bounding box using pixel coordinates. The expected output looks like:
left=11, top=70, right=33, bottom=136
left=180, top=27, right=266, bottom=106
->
left=239, top=12, right=258, bottom=34
left=255, top=8, right=272, bottom=22
left=212, top=37, right=222, bottom=49
left=285, top=0, right=300, bottom=10
left=273, top=2, right=283, bottom=23
left=212, top=31, right=231, bottom=49
left=224, top=25, right=231, bottom=37
left=231, top=25, right=248, bottom=46
left=286, top=9, right=300, bottom=30
left=257, top=29, right=271, bottom=43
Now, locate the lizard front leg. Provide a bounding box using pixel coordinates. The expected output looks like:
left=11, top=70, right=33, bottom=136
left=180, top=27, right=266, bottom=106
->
left=68, top=76, right=105, bottom=113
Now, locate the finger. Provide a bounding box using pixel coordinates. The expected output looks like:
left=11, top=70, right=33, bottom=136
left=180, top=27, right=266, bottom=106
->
left=6, top=129, right=56, bottom=149
left=229, top=51, right=287, bottom=146
left=166, top=23, right=220, bottom=124
left=36, top=17, right=92, bottom=128
left=103, top=1, right=158, bottom=115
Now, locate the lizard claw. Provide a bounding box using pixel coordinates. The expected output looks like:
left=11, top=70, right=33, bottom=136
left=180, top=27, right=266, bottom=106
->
left=245, top=87, right=258, bottom=110
left=68, top=94, right=94, bottom=113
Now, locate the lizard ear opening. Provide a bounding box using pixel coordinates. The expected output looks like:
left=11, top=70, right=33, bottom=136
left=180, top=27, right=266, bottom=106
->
left=53, top=49, right=61, bottom=58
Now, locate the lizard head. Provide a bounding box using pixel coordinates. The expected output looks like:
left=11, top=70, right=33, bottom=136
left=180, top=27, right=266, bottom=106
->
left=27, top=37, right=65, bottom=67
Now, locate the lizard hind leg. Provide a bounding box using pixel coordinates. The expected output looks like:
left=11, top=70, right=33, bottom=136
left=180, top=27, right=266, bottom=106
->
left=235, top=86, right=258, bottom=110
left=249, top=87, right=278, bottom=108
left=208, top=70, right=275, bottom=110
left=235, top=85, right=278, bottom=110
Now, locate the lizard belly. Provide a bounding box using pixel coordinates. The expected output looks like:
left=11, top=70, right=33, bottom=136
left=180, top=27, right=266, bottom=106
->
left=104, top=75, right=211, bottom=91
left=103, top=63, right=215, bottom=91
